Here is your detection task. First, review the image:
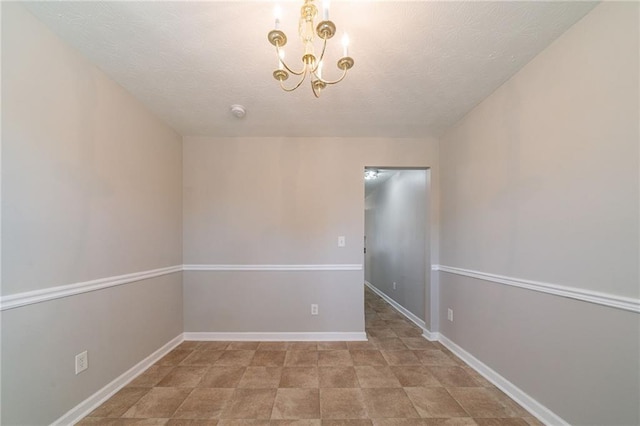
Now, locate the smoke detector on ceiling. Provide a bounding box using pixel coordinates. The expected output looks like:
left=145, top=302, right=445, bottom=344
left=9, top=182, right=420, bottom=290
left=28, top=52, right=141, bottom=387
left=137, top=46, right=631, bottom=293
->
left=230, top=104, right=246, bottom=119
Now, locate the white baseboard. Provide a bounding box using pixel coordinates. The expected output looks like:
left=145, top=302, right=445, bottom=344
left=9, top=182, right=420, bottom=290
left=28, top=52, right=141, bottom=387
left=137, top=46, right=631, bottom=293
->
left=421, top=330, right=440, bottom=342
left=364, top=281, right=439, bottom=337
left=183, top=332, right=368, bottom=341
left=438, top=334, right=568, bottom=426
left=52, top=334, right=184, bottom=426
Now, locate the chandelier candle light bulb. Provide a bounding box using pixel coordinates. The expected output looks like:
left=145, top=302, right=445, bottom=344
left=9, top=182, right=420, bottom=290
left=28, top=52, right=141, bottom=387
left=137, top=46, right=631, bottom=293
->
left=274, top=5, right=281, bottom=30
left=267, top=0, right=354, bottom=98
left=342, top=33, right=349, bottom=57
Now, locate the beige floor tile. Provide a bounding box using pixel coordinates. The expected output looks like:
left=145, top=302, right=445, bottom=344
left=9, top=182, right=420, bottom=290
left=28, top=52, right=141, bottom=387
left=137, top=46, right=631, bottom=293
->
left=318, top=342, right=349, bottom=351
left=166, top=419, right=219, bottom=425
left=285, top=351, right=319, bottom=366
left=271, top=421, right=321, bottom=426
left=427, top=367, right=480, bottom=388
left=89, top=387, right=150, bottom=417
left=280, top=367, right=320, bottom=388
left=156, top=350, right=194, bottom=366
left=122, top=387, right=192, bottom=418
left=400, top=339, right=436, bottom=350
left=227, top=342, right=260, bottom=350
left=350, top=351, right=387, bottom=366
left=392, top=328, right=424, bottom=338
left=366, top=319, right=391, bottom=328
left=381, top=351, right=421, bottom=366
left=320, top=388, right=368, bottom=419
left=128, top=366, right=175, bottom=387
left=361, top=388, right=419, bottom=418
left=176, top=341, right=202, bottom=351
left=372, top=419, right=476, bottom=425
left=238, top=367, right=282, bottom=388
left=272, top=388, right=321, bottom=419
left=460, top=368, right=494, bottom=388
left=251, top=351, right=287, bottom=366
left=197, top=342, right=230, bottom=351
left=173, top=388, right=234, bottom=419
left=404, top=387, right=468, bottom=418
left=473, top=419, right=529, bottom=426
left=217, top=420, right=269, bottom=425
left=378, top=313, right=405, bottom=321
left=413, top=351, right=458, bottom=367
left=78, top=419, right=170, bottom=425
left=370, top=339, right=408, bottom=351
left=180, top=351, right=225, bottom=366
left=288, top=342, right=319, bottom=351
left=391, top=366, right=441, bottom=388
left=484, top=389, right=529, bottom=417
left=367, top=328, right=398, bottom=339
left=447, top=388, right=512, bottom=418
left=355, top=367, right=401, bottom=388
left=318, top=351, right=354, bottom=367
left=319, top=367, right=360, bottom=388
left=257, top=342, right=288, bottom=351
left=347, top=341, right=378, bottom=351
left=214, top=351, right=256, bottom=366
left=221, top=389, right=277, bottom=419
left=156, top=366, right=209, bottom=388
left=198, top=367, right=246, bottom=388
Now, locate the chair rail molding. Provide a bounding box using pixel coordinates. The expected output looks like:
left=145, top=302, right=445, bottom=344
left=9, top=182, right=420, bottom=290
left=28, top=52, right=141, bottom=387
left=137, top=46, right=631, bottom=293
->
left=434, top=264, right=639, bottom=313
left=1, top=264, right=363, bottom=310
left=0, top=265, right=183, bottom=311
left=183, top=264, right=363, bottom=271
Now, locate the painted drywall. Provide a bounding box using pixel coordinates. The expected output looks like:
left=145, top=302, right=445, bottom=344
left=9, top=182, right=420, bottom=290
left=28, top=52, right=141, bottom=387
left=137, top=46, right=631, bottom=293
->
left=365, top=170, right=429, bottom=322
left=1, top=3, right=183, bottom=424
left=183, top=137, right=439, bottom=333
left=439, top=2, right=639, bottom=425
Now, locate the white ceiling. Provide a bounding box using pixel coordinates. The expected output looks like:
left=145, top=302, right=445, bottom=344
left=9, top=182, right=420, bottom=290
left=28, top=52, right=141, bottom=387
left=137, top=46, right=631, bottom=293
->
left=25, top=1, right=597, bottom=138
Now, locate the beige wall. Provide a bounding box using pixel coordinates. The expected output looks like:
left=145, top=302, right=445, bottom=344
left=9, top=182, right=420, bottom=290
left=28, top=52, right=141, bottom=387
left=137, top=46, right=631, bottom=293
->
left=365, top=170, right=429, bottom=322
left=439, top=2, right=639, bottom=424
left=1, top=3, right=184, bottom=424
left=183, top=137, right=439, bottom=333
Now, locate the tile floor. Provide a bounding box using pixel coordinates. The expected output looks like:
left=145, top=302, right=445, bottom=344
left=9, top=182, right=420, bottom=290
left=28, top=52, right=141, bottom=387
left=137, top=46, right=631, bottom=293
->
left=78, top=287, right=543, bottom=426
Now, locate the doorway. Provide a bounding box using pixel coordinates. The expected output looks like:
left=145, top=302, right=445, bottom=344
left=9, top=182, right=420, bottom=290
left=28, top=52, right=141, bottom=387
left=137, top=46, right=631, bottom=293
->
left=363, top=167, right=431, bottom=330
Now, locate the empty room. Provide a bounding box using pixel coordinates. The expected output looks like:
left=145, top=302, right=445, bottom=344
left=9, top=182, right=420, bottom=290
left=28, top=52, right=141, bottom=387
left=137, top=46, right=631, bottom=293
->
left=1, top=1, right=638, bottom=425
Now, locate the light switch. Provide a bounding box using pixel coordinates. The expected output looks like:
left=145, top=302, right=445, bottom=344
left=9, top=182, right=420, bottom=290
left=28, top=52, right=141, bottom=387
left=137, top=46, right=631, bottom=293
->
left=338, top=236, right=346, bottom=247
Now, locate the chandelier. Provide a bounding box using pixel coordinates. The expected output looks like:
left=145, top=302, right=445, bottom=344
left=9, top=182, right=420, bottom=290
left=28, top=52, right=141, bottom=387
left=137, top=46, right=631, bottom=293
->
left=267, top=0, right=354, bottom=98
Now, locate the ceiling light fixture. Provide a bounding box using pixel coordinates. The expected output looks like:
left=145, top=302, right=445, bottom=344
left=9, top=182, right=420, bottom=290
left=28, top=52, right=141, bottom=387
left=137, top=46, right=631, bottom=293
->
left=364, top=170, right=379, bottom=180
left=268, top=0, right=354, bottom=98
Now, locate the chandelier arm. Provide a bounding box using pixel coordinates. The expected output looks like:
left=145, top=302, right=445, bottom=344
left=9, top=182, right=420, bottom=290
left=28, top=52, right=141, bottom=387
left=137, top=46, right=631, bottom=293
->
left=311, top=81, right=321, bottom=98
left=276, top=44, right=305, bottom=76
left=311, top=37, right=329, bottom=76
left=318, top=67, right=349, bottom=85
left=279, top=67, right=309, bottom=92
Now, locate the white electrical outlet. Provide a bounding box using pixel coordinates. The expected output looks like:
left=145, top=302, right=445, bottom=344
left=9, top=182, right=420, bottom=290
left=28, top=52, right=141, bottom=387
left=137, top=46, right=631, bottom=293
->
left=393, top=282, right=397, bottom=290
left=447, top=308, right=454, bottom=322
left=338, top=236, right=346, bottom=247
left=311, top=304, right=319, bottom=315
left=75, top=350, right=88, bottom=374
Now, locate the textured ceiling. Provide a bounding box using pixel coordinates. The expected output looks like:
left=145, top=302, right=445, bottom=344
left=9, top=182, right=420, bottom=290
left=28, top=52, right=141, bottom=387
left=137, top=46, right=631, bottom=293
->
left=25, top=1, right=598, bottom=138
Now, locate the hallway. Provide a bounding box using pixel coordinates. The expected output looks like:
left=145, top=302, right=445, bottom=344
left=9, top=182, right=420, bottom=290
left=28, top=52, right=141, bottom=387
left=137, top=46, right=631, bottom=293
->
left=78, top=287, right=542, bottom=425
